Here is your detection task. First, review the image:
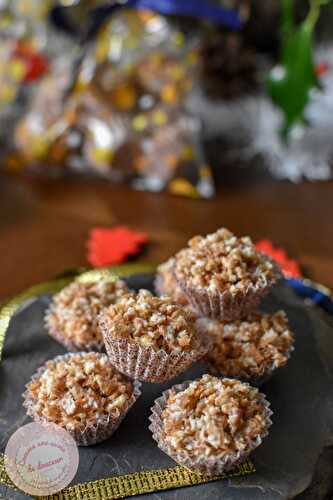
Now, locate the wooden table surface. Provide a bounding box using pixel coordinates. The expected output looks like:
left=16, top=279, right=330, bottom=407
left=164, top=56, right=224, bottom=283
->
left=1, top=172, right=332, bottom=302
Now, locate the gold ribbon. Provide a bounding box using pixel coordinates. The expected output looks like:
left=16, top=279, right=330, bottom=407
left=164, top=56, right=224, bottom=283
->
left=0, top=453, right=255, bottom=499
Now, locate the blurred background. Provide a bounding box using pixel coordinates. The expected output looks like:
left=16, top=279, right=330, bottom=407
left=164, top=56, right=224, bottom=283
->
left=1, top=0, right=333, bottom=300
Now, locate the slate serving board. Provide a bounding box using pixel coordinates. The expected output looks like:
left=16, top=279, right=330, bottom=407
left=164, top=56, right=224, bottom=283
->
left=1, top=273, right=333, bottom=500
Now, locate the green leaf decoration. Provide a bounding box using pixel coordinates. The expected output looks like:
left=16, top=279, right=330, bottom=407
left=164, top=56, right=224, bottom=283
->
left=281, top=0, right=294, bottom=40
left=268, top=21, right=319, bottom=139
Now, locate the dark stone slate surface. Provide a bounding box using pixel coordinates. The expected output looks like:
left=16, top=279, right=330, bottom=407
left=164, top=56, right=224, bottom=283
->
left=1, top=274, right=333, bottom=499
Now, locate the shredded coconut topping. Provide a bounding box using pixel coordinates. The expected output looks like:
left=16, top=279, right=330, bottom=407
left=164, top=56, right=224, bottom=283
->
left=25, top=352, right=134, bottom=432
left=156, top=258, right=189, bottom=305
left=173, top=228, right=279, bottom=293
left=45, top=280, right=129, bottom=349
left=101, top=289, right=200, bottom=353
left=202, top=311, right=294, bottom=378
left=161, top=374, right=269, bottom=459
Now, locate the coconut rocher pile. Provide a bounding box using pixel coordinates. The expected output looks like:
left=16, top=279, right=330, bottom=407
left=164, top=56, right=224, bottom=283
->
left=24, top=352, right=135, bottom=432
left=22, top=227, right=294, bottom=473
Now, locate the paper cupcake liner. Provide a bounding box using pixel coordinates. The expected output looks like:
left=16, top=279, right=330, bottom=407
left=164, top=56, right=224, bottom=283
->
left=99, top=316, right=210, bottom=383
left=173, top=259, right=281, bottom=321
left=149, top=379, right=273, bottom=475
left=45, top=305, right=105, bottom=352
left=22, top=352, right=142, bottom=446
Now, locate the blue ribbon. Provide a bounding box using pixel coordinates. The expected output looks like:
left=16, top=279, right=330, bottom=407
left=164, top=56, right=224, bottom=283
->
left=286, top=278, right=333, bottom=316
left=126, top=0, right=242, bottom=29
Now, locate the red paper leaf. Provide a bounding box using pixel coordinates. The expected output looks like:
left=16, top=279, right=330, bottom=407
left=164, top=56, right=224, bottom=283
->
left=256, top=239, right=302, bottom=279
left=87, top=226, right=148, bottom=268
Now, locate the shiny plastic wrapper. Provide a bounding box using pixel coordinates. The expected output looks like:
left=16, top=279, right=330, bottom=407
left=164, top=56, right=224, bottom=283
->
left=0, top=0, right=74, bottom=147
left=10, top=9, right=215, bottom=198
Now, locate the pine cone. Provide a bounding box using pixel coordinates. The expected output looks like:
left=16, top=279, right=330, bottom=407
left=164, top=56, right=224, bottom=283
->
left=200, top=30, right=257, bottom=100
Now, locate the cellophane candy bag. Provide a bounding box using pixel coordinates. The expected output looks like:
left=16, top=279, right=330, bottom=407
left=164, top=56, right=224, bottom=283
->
left=12, top=9, right=215, bottom=198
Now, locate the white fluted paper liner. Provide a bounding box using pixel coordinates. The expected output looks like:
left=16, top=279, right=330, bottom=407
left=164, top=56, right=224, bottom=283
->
left=149, top=379, right=273, bottom=475
left=45, top=305, right=105, bottom=352
left=99, top=316, right=210, bottom=383
left=22, top=352, right=142, bottom=446
left=173, top=257, right=281, bottom=321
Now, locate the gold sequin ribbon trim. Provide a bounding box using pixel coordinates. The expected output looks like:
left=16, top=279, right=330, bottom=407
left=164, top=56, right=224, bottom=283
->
left=0, top=454, right=255, bottom=499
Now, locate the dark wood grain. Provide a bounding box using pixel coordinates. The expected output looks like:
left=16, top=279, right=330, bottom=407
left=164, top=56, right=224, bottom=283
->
left=1, top=172, right=333, bottom=302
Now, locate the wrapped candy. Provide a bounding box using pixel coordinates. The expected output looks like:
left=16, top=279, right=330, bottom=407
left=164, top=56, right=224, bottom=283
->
left=0, top=0, right=75, bottom=152
left=12, top=8, right=215, bottom=197
left=0, top=0, right=71, bottom=58
left=0, top=0, right=48, bottom=112
left=0, top=37, right=51, bottom=148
